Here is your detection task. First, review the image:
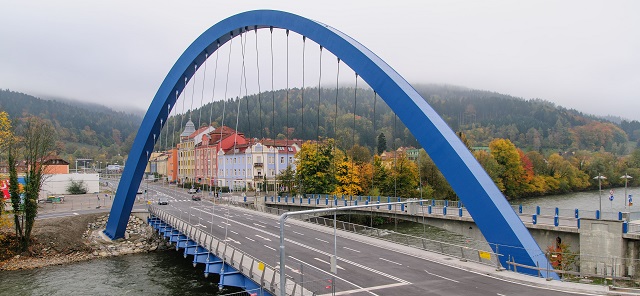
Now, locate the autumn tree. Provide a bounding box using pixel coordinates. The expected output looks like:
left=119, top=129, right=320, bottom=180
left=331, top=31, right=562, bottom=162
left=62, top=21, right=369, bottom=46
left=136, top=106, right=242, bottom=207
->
left=276, top=164, right=296, bottom=195
left=9, top=117, right=56, bottom=250
left=0, top=111, right=12, bottom=217
left=333, top=158, right=363, bottom=196
left=383, top=153, right=419, bottom=198
left=370, top=155, right=388, bottom=196
left=489, top=138, right=527, bottom=199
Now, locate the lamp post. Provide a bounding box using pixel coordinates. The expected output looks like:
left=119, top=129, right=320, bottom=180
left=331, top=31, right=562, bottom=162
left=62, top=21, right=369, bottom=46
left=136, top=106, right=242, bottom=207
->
left=594, top=174, right=607, bottom=214
left=621, top=174, right=633, bottom=209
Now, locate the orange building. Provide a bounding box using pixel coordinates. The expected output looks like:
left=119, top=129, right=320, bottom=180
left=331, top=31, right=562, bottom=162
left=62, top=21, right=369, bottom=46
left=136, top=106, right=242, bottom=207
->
left=42, top=157, right=70, bottom=174
left=166, top=148, right=178, bottom=183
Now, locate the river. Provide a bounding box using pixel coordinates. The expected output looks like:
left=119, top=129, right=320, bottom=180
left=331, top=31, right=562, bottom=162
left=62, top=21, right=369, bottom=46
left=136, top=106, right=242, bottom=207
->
left=3, top=187, right=638, bottom=294
left=0, top=251, right=242, bottom=296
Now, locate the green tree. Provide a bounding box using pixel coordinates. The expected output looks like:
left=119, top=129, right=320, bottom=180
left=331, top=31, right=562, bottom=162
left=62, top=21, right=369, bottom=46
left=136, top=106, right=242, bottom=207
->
left=377, top=133, right=387, bottom=155
left=371, top=155, right=388, bottom=195
left=295, top=140, right=336, bottom=194
left=10, top=117, right=56, bottom=250
left=383, top=153, right=419, bottom=198
left=276, top=164, right=297, bottom=195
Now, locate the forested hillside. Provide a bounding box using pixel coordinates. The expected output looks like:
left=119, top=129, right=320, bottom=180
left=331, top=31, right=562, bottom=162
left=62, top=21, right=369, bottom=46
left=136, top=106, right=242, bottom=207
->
left=160, top=84, right=640, bottom=155
left=0, top=89, right=141, bottom=163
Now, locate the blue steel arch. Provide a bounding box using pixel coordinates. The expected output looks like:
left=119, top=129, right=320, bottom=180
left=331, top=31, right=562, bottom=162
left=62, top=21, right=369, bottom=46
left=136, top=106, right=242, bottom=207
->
left=105, top=10, right=556, bottom=278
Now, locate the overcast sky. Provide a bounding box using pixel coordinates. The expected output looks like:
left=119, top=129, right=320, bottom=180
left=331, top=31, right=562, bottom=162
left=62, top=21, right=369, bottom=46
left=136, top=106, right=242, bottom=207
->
left=1, top=1, right=639, bottom=121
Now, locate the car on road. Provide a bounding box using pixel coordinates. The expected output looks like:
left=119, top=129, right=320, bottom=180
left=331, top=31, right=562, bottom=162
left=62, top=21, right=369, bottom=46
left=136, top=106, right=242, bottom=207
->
left=158, top=197, right=168, bottom=205
left=188, top=188, right=197, bottom=194
left=191, top=195, right=202, bottom=201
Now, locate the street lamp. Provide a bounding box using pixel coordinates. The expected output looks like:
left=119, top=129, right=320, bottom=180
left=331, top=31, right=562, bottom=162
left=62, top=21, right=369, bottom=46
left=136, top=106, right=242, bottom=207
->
left=621, top=174, right=633, bottom=209
left=594, top=174, right=607, bottom=215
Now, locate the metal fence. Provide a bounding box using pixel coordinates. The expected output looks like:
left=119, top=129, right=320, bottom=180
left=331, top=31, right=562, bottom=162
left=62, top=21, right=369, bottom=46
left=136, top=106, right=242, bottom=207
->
left=149, top=205, right=321, bottom=296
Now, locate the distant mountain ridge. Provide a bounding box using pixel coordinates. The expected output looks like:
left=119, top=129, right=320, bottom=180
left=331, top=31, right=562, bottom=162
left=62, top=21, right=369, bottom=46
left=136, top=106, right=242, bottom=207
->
left=0, top=89, right=142, bottom=161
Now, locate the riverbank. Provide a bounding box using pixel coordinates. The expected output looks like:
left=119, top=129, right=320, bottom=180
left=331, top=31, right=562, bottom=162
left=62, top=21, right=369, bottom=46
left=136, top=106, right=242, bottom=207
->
left=0, top=212, right=168, bottom=271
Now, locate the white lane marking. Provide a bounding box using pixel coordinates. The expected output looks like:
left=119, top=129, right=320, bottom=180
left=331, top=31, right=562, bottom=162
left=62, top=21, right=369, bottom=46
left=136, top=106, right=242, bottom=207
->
left=343, top=247, right=360, bottom=253
left=289, top=256, right=380, bottom=296
left=230, top=230, right=238, bottom=235
left=264, top=245, right=276, bottom=251
left=73, top=212, right=79, bottom=216
left=292, top=231, right=305, bottom=236
left=256, top=235, right=271, bottom=241
left=190, top=206, right=409, bottom=285
left=221, top=222, right=231, bottom=226
left=314, top=257, right=345, bottom=270
left=245, top=237, right=255, bottom=242
left=253, top=223, right=266, bottom=228
left=424, top=270, right=459, bottom=283
left=224, top=238, right=241, bottom=245
left=328, top=282, right=409, bottom=296
left=315, top=238, right=330, bottom=244
left=379, top=258, right=402, bottom=266
left=217, top=225, right=224, bottom=229
left=497, top=294, right=506, bottom=296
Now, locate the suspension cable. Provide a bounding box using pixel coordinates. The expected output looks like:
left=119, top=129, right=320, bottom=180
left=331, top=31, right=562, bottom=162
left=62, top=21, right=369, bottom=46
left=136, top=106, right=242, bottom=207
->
left=334, top=58, right=340, bottom=140
left=190, top=63, right=198, bottom=187
left=219, top=32, right=234, bottom=190
left=255, top=28, right=263, bottom=140
left=197, top=54, right=208, bottom=131
left=270, top=27, right=275, bottom=141
left=239, top=30, right=251, bottom=142
left=317, top=45, right=322, bottom=148
left=371, top=92, right=377, bottom=194
left=208, top=41, right=220, bottom=193
left=352, top=73, right=358, bottom=156
left=301, top=36, right=306, bottom=143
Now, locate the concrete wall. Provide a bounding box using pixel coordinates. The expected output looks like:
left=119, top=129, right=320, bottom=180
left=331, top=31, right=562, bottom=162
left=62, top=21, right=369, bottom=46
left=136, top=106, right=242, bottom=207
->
left=41, top=173, right=100, bottom=195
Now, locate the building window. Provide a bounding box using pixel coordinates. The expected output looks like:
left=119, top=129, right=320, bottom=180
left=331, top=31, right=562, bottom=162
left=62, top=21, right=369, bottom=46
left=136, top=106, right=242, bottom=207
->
left=280, top=157, right=284, bottom=164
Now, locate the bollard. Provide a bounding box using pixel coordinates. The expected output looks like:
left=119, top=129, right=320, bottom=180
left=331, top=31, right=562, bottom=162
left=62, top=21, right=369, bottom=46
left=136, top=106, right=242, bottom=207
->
left=431, top=199, right=436, bottom=206
left=518, top=204, right=522, bottom=214
left=444, top=200, right=449, bottom=207
left=596, top=210, right=600, bottom=220
left=400, top=203, right=405, bottom=212
left=577, top=218, right=581, bottom=229
left=443, top=206, right=447, bottom=216
left=574, top=209, right=579, bottom=219
left=354, top=200, right=358, bottom=206
left=623, top=221, right=629, bottom=233
left=536, top=206, right=540, bottom=215
left=428, top=205, right=432, bottom=214
left=618, top=212, right=623, bottom=221
left=532, top=214, right=537, bottom=225
left=459, top=207, right=463, bottom=217
left=554, top=215, right=559, bottom=227
left=555, top=207, right=559, bottom=216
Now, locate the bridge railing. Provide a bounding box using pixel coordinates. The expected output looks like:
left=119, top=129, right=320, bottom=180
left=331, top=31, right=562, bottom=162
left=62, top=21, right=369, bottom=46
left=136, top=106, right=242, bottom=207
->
left=149, top=205, right=316, bottom=296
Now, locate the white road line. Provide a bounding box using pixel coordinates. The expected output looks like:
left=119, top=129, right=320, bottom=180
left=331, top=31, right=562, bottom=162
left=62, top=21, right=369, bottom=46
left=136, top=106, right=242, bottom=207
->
left=424, top=270, right=459, bottom=283
left=217, top=225, right=224, bottom=229
left=292, top=231, right=305, bottom=236
left=314, top=257, right=345, bottom=270
left=497, top=294, right=506, bottom=296
left=245, top=237, right=255, bottom=242
left=343, top=247, right=360, bottom=253
left=379, top=258, right=402, bottom=266
left=315, top=238, right=330, bottom=243
left=256, top=235, right=271, bottom=241
left=326, top=282, right=409, bottom=296
left=230, top=230, right=238, bottom=235
left=264, top=245, right=276, bottom=251
left=289, top=256, right=379, bottom=296
left=253, top=223, right=266, bottom=228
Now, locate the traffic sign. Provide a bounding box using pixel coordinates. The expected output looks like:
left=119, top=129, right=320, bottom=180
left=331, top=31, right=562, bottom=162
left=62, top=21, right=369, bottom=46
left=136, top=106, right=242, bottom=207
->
left=609, top=195, right=614, bottom=201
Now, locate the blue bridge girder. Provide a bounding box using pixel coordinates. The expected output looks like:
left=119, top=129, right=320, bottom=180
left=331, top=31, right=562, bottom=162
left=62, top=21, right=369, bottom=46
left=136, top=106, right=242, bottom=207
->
left=104, top=9, right=557, bottom=279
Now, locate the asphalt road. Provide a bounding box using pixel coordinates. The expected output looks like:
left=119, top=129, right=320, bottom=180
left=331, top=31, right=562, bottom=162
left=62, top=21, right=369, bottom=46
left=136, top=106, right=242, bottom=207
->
left=146, top=183, right=594, bottom=296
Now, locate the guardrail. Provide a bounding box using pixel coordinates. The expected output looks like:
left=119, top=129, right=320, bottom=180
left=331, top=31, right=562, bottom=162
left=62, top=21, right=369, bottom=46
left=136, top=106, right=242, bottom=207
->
left=148, top=205, right=316, bottom=296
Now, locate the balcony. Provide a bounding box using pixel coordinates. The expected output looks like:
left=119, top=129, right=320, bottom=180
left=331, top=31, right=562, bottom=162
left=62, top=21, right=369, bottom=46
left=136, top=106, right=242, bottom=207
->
left=254, top=175, right=263, bottom=181
left=253, top=162, right=263, bottom=168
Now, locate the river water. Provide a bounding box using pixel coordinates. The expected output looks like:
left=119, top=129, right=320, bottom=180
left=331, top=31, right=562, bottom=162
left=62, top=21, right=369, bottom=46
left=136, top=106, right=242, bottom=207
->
left=3, top=187, right=638, bottom=294
left=0, top=251, right=242, bottom=296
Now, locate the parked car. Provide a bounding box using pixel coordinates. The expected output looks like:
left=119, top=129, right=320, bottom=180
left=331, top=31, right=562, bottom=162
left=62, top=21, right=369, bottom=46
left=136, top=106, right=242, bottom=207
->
left=191, top=195, right=202, bottom=201
left=188, top=188, right=197, bottom=194
left=158, top=197, right=168, bottom=205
